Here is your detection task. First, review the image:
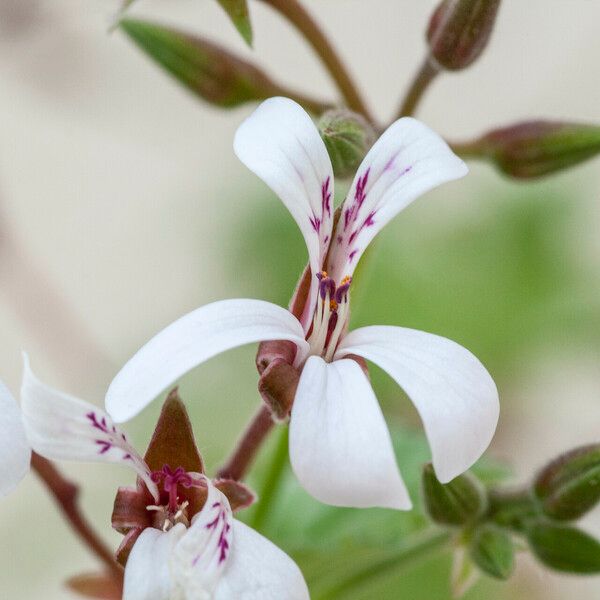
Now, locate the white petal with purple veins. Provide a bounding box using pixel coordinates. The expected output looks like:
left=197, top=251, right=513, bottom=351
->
left=123, top=524, right=187, bottom=600
left=0, top=379, right=31, bottom=497
left=106, top=299, right=309, bottom=423
left=234, top=97, right=335, bottom=330
left=213, top=520, right=310, bottom=600
left=336, top=326, right=499, bottom=483
left=170, top=476, right=233, bottom=597
left=20, top=355, right=158, bottom=499
left=289, top=356, right=411, bottom=510
left=327, top=117, right=467, bottom=282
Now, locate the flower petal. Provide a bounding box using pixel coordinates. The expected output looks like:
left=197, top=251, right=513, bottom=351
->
left=327, top=117, right=467, bottom=281
left=123, top=525, right=186, bottom=600
left=289, top=356, right=410, bottom=509
left=20, top=355, right=158, bottom=499
left=170, top=476, right=233, bottom=596
left=336, top=326, right=499, bottom=483
left=234, top=97, right=335, bottom=330
left=213, top=520, right=309, bottom=600
left=0, top=379, right=31, bottom=497
left=106, top=299, right=309, bottom=423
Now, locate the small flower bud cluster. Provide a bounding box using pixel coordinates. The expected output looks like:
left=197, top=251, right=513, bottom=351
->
left=422, top=444, right=600, bottom=596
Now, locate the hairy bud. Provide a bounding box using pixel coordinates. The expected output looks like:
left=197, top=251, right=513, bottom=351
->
left=120, top=19, right=285, bottom=108
left=427, top=0, right=502, bottom=70
left=422, top=463, right=486, bottom=525
left=460, top=121, right=600, bottom=179
left=533, top=444, right=600, bottom=521
left=318, top=109, right=376, bottom=178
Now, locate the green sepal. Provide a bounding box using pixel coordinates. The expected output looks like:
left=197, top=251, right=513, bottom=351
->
left=527, top=522, right=600, bottom=574
left=469, top=524, right=515, bottom=580
left=217, top=0, right=253, bottom=46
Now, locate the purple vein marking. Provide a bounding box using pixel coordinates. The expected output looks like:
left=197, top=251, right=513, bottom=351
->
left=202, top=501, right=232, bottom=565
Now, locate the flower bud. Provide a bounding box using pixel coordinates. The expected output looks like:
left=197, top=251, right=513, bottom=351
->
left=217, top=0, right=253, bottom=46
left=120, top=19, right=283, bottom=108
left=462, top=121, right=600, bottom=179
left=422, top=463, right=486, bottom=526
left=533, top=444, right=600, bottom=521
left=469, top=525, right=515, bottom=580
left=318, top=109, right=376, bottom=178
left=427, top=0, right=502, bottom=70
left=527, top=523, right=600, bottom=573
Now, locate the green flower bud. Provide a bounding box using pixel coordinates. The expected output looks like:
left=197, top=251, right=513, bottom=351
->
left=120, top=20, right=284, bottom=108
left=217, top=0, right=253, bottom=46
left=427, top=0, right=502, bottom=70
left=460, top=121, right=600, bottom=179
left=422, top=463, right=486, bottom=526
left=527, top=523, right=600, bottom=574
left=533, top=444, right=600, bottom=521
left=469, top=525, right=515, bottom=580
left=318, top=110, right=376, bottom=178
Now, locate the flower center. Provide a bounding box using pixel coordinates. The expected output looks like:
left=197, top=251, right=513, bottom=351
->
left=147, top=465, right=199, bottom=531
left=307, top=272, right=352, bottom=362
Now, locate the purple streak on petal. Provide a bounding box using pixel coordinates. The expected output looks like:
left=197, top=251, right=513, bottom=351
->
left=321, top=176, right=332, bottom=218
left=348, top=249, right=358, bottom=262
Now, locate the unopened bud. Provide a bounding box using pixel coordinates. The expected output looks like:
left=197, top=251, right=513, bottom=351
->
left=422, top=463, right=486, bottom=526
left=533, top=444, right=600, bottom=521
left=427, top=0, right=502, bottom=70
left=318, top=109, right=376, bottom=178
left=120, top=19, right=282, bottom=108
left=216, top=0, right=253, bottom=46
left=527, top=523, right=600, bottom=574
left=469, top=525, right=515, bottom=580
left=461, top=121, right=600, bottom=179
left=258, top=358, right=300, bottom=421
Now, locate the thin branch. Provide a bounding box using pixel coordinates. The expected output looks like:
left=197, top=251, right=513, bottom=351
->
left=216, top=404, right=275, bottom=480
left=396, top=57, right=440, bottom=119
left=259, top=0, right=372, bottom=121
left=31, top=453, right=123, bottom=582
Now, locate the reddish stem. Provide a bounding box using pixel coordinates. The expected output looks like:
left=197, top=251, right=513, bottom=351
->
left=31, top=452, right=123, bottom=582
left=216, top=405, right=275, bottom=480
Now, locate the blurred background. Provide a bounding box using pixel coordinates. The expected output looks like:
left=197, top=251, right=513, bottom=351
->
left=1, top=0, right=599, bottom=598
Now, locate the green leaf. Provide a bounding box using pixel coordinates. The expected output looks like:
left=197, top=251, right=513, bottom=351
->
left=469, top=525, right=515, bottom=580
left=534, top=443, right=600, bottom=521
left=421, top=463, right=486, bottom=526
left=527, top=523, right=600, bottom=573
left=217, top=0, right=253, bottom=46
left=120, top=19, right=277, bottom=108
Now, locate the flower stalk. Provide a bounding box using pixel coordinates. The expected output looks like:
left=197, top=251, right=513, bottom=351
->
left=258, top=0, right=372, bottom=121
left=30, top=452, right=124, bottom=581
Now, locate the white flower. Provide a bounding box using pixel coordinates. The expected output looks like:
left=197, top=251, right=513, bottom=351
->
left=4, top=357, right=309, bottom=600
left=106, top=97, right=499, bottom=511
left=0, top=378, right=31, bottom=497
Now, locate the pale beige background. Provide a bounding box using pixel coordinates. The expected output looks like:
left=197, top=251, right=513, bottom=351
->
left=1, top=1, right=599, bottom=598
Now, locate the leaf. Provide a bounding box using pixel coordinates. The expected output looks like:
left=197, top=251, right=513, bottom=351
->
left=120, top=19, right=278, bottom=108
left=527, top=522, right=600, bottom=573
left=217, top=0, right=253, bottom=46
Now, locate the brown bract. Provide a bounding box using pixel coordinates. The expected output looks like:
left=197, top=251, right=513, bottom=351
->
left=111, top=389, right=255, bottom=566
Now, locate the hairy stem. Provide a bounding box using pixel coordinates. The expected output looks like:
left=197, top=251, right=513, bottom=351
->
left=31, top=453, right=123, bottom=581
left=396, top=57, right=440, bottom=118
left=316, top=530, right=451, bottom=599
left=216, top=404, right=275, bottom=480
left=259, top=0, right=372, bottom=120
